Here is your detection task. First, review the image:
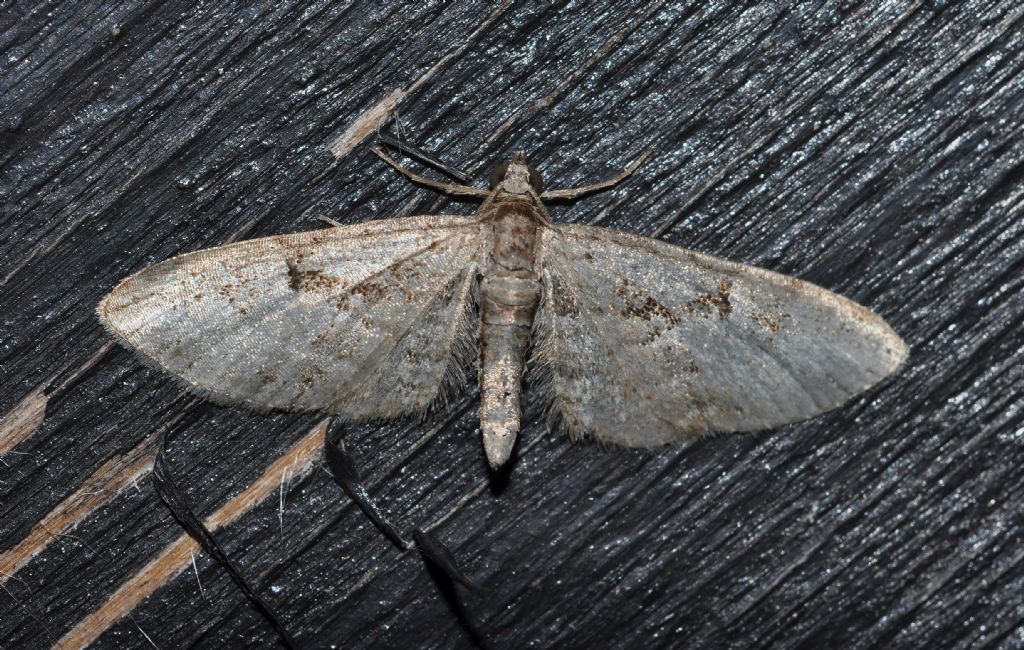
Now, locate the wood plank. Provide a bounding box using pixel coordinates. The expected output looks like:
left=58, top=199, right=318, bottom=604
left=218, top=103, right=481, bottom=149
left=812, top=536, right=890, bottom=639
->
left=2, top=1, right=1023, bottom=647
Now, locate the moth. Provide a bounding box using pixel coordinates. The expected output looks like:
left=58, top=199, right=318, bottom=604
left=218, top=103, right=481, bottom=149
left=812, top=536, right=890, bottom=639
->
left=98, top=149, right=907, bottom=471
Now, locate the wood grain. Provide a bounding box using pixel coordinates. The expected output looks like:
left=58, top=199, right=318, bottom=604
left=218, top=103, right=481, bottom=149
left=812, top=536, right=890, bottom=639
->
left=2, top=1, right=1023, bottom=648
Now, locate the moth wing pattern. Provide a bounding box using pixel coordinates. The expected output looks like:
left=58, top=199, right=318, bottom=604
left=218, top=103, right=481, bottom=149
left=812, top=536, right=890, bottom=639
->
left=99, top=215, right=483, bottom=420
left=533, top=223, right=907, bottom=446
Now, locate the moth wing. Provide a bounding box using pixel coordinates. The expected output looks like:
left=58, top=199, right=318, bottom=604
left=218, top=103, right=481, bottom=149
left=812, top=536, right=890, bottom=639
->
left=534, top=223, right=907, bottom=446
left=99, top=215, right=483, bottom=419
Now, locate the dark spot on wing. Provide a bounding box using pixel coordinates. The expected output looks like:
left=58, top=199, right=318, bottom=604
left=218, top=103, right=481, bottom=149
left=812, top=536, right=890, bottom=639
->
left=286, top=259, right=302, bottom=290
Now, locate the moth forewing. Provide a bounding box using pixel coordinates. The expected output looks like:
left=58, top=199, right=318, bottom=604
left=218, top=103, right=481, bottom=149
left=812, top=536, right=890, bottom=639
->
left=532, top=223, right=907, bottom=446
left=97, top=215, right=485, bottom=419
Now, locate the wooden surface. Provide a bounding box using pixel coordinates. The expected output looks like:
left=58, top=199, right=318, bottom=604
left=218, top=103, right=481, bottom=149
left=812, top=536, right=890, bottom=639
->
left=2, top=1, right=1023, bottom=648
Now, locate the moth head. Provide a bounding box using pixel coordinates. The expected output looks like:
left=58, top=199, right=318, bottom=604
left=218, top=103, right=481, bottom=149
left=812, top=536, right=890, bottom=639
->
left=489, top=151, right=544, bottom=194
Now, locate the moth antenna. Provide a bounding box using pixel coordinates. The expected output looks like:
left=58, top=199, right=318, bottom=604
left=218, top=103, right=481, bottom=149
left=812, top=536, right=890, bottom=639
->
left=540, top=149, right=653, bottom=201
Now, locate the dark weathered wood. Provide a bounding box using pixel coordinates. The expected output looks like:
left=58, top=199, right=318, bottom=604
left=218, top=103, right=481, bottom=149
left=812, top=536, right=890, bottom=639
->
left=2, top=1, right=1023, bottom=648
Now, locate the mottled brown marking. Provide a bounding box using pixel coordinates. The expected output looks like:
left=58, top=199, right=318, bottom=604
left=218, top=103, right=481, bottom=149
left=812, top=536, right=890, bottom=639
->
left=349, top=279, right=389, bottom=303
left=548, top=275, right=580, bottom=317
left=300, top=366, right=326, bottom=391
left=617, top=278, right=681, bottom=328
left=310, top=329, right=333, bottom=353
left=553, top=293, right=580, bottom=317
left=301, top=269, right=339, bottom=291
left=256, top=368, right=278, bottom=385
left=286, top=258, right=342, bottom=293
left=750, top=311, right=787, bottom=334
left=689, top=280, right=733, bottom=318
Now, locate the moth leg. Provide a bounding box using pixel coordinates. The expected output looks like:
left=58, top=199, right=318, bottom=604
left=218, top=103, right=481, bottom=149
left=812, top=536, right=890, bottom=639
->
left=152, top=432, right=299, bottom=649
left=323, top=420, right=408, bottom=550
left=377, top=132, right=473, bottom=183
left=413, top=529, right=485, bottom=593
left=540, top=149, right=653, bottom=201
left=323, top=420, right=484, bottom=593
left=372, top=147, right=490, bottom=198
